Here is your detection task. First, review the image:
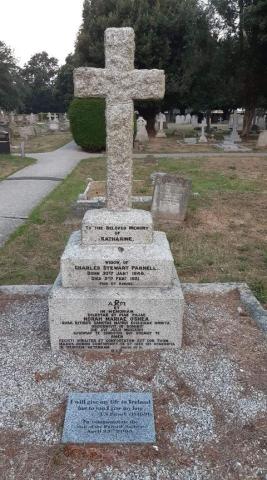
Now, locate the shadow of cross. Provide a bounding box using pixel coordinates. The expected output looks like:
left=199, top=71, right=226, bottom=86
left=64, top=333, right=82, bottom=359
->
left=74, top=27, right=165, bottom=211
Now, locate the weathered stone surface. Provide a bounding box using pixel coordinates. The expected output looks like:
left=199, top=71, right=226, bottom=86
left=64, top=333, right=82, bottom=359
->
left=62, top=392, right=156, bottom=444
left=74, top=27, right=164, bottom=211
left=61, top=230, right=175, bottom=288
left=81, top=209, right=153, bottom=245
left=106, top=100, right=133, bottom=209
left=257, top=130, right=267, bottom=147
left=49, top=273, right=184, bottom=352
left=135, top=116, right=149, bottom=144
left=152, top=174, right=192, bottom=223
left=48, top=27, right=184, bottom=353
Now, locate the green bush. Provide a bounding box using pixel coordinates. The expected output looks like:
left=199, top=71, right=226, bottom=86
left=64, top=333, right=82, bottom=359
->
left=68, top=98, right=106, bottom=152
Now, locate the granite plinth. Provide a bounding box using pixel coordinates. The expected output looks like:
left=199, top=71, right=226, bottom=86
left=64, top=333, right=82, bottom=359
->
left=82, top=209, right=153, bottom=245
left=61, top=230, right=175, bottom=288
left=62, top=392, right=156, bottom=444
left=48, top=273, right=184, bottom=352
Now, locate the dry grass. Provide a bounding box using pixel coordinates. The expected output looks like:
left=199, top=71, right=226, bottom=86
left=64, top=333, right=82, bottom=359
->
left=12, top=132, right=73, bottom=153
left=0, top=154, right=266, bottom=302
left=0, top=155, right=36, bottom=180
left=133, top=130, right=262, bottom=154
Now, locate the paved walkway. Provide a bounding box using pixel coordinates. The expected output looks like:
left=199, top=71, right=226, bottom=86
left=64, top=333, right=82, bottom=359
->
left=0, top=142, right=90, bottom=246
left=0, top=141, right=266, bottom=246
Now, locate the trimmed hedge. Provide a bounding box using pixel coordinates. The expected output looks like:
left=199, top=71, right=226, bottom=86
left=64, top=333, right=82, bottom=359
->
left=69, top=98, right=106, bottom=152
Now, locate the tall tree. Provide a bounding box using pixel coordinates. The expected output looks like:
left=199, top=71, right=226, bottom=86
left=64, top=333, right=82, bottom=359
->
left=0, top=41, right=26, bottom=111
left=22, top=52, right=59, bottom=113
left=54, top=54, right=76, bottom=112
left=75, top=0, right=214, bottom=121
left=208, top=0, right=267, bottom=135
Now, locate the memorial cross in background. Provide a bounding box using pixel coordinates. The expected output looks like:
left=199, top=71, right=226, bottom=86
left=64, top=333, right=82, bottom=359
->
left=74, top=27, right=165, bottom=210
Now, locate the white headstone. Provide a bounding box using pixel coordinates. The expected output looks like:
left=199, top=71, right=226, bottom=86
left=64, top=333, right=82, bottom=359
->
left=185, top=113, right=191, bottom=124
left=135, top=116, right=149, bottom=143
left=155, top=112, right=166, bottom=138
left=199, top=119, right=208, bottom=143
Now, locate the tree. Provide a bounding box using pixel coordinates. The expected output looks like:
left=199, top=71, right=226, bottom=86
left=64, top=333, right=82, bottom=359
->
left=75, top=0, right=214, bottom=123
left=208, top=0, right=267, bottom=135
left=54, top=54, right=76, bottom=112
left=22, top=52, right=59, bottom=113
left=0, top=41, right=26, bottom=111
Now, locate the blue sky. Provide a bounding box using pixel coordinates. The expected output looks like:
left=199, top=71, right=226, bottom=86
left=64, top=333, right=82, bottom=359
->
left=1, top=0, right=84, bottom=66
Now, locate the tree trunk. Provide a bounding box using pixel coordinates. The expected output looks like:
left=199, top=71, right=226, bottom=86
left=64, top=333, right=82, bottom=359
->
left=206, top=110, right=211, bottom=133
left=241, top=107, right=255, bottom=137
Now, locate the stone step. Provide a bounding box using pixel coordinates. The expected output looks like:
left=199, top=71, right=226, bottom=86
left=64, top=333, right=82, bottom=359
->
left=49, top=272, right=184, bottom=352
left=61, top=230, right=176, bottom=288
left=81, top=209, right=153, bottom=245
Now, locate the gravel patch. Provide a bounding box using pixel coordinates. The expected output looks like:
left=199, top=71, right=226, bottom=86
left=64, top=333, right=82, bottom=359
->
left=0, top=290, right=266, bottom=479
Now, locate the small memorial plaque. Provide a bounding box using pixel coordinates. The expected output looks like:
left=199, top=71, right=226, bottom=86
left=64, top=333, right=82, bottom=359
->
left=62, top=392, right=156, bottom=444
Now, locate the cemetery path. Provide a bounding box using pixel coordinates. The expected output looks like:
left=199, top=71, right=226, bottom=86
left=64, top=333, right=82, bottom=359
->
left=0, top=140, right=266, bottom=246
left=0, top=142, right=93, bottom=246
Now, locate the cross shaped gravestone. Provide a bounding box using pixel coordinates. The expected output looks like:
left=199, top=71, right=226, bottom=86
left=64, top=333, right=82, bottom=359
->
left=74, top=27, right=165, bottom=211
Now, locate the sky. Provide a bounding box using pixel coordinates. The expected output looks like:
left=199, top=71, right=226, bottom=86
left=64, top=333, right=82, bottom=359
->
left=1, top=0, right=84, bottom=66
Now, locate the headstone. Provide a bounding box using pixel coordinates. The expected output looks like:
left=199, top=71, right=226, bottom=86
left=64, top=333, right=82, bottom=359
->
left=185, top=113, right=191, bottom=124
left=49, top=27, right=184, bottom=352
left=29, top=113, right=36, bottom=124
left=135, top=116, right=149, bottom=144
left=62, top=392, right=156, bottom=444
left=47, top=112, right=52, bottom=122
left=0, top=125, right=10, bottom=154
left=230, top=110, right=241, bottom=143
left=256, top=115, right=266, bottom=130
left=151, top=174, right=192, bottom=224
left=155, top=112, right=166, bottom=138
left=256, top=130, right=267, bottom=147
left=199, top=118, right=208, bottom=143
left=9, top=112, right=16, bottom=124
left=184, top=137, right=197, bottom=145
left=191, top=115, right=198, bottom=126
left=175, top=114, right=185, bottom=124
left=17, top=125, right=36, bottom=139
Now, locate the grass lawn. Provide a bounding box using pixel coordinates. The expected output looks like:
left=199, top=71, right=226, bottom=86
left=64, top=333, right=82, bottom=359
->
left=0, top=154, right=36, bottom=180
left=0, top=154, right=266, bottom=304
left=12, top=131, right=73, bottom=154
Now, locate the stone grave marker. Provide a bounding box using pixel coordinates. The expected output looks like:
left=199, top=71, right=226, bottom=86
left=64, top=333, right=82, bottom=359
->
left=135, top=116, right=149, bottom=144
left=49, top=27, right=184, bottom=352
left=155, top=112, right=167, bottom=138
left=230, top=110, right=241, bottom=143
left=199, top=118, right=208, bottom=143
left=151, top=173, right=192, bottom=224
left=62, top=392, right=156, bottom=444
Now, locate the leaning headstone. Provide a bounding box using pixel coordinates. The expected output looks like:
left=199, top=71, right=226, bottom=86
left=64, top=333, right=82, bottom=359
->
left=151, top=173, right=192, bottom=224
left=135, top=116, right=149, bottom=144
left=155, top=112, right=166, bottom=138
left=256, top=130, right=267, bottom=148
left=49, top=27, right=184, bottom=352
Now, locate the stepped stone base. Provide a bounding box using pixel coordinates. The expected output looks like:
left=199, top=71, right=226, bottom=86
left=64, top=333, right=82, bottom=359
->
left=48, top=273, right=184, bottom=352
left=61, top=230, right=175, bottom=288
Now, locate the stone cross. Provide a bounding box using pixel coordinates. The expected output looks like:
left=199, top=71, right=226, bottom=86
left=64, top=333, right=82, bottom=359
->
left=74, top=27, right=165, bottom=210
